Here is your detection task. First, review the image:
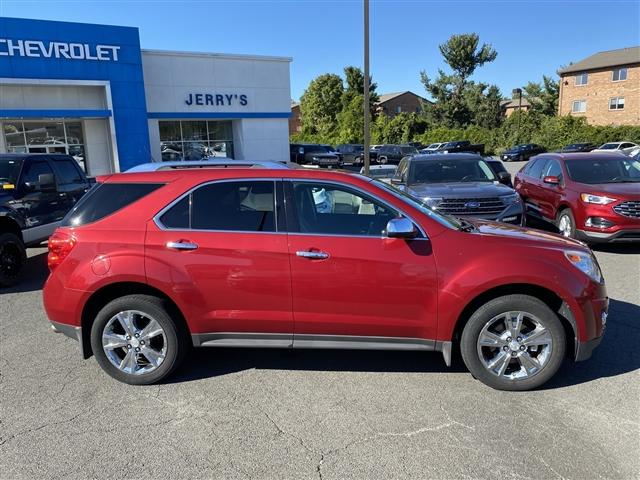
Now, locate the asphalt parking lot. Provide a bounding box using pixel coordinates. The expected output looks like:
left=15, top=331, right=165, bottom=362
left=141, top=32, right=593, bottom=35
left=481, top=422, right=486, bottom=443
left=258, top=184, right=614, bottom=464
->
left=1, top=161, right=639, bottom=479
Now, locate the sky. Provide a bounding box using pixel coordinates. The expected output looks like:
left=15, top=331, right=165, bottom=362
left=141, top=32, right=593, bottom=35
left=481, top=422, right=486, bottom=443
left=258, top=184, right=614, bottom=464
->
left=1, top=0, right=639, bottom=101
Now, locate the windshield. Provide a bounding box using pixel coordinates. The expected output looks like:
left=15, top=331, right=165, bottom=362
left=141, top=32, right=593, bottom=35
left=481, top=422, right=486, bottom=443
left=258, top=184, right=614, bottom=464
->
left=408, top=158, right=497, bottom=184
left=400, top=146, right=419, bottom=154
left=372, top=179, right=462, bottom=230
left=565, top=157, right=640, bottom=184
left=0, top=158, right=23, bottom=185
left=366, top=168, right=396, bottom=178
left=598, top=143, right=619, bottom=150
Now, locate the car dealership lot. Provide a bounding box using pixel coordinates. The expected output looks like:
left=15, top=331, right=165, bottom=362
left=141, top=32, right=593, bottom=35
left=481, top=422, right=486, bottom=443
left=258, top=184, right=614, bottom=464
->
left=1, top=162, right=639, bottom=479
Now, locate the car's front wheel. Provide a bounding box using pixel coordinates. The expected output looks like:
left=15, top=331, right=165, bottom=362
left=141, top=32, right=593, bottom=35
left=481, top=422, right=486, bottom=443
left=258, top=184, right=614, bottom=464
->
left=0, top=232, right=26, bottom=287
left=90, top=294, right=187, bottom=385
left=460, top=294, right=566, bottom=391
left=556, top=208, right=576, bottom=238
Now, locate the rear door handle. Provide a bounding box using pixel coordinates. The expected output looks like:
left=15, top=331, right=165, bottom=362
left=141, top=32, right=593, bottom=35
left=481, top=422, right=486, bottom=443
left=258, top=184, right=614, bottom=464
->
left=166, top=241, right=199, bottom=251
left=296, top=250, right=329, bottom=260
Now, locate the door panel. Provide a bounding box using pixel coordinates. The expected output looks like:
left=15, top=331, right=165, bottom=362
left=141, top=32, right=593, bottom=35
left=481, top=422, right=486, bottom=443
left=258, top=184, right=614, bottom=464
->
left=288, top=235, right=438, bottom=340
left=145, top=179, right=293, bottom=338
left=286, top=180, right=438, bottom=341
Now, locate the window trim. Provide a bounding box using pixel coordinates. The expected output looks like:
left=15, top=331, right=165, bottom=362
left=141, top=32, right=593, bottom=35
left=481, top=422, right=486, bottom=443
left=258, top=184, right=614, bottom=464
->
left=574, top=72, right=588, bottom=86
left=608, top=96, right=625, bottom=111
left=612, top=67, right=628, bottom=82
left=153, top=178, right=281, bottom=234
left=284, top=178, right=428, bottom=239
left=571, top=99, right=587, bottom=113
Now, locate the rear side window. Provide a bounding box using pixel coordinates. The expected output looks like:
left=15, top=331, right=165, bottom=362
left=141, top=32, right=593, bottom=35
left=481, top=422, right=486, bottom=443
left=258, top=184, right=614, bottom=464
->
left=53, top=159, right=83, bottom=184
left=526, top=158, right=548, bottom=179
left=158, top=180, right=276, bottom=232
left=61, top=183, right=163, bottom=227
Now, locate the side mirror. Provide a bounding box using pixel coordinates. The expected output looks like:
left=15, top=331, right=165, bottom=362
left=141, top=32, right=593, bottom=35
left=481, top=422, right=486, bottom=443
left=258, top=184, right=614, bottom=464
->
left=385, top=217, right=418, bottom=239
left=390, top=177, right=403, bottom=185
left=497, top=171, right=512, bottom=184
left=543, top=175, right=560, bottom=185
left=37, top=173, right=56, bottom=192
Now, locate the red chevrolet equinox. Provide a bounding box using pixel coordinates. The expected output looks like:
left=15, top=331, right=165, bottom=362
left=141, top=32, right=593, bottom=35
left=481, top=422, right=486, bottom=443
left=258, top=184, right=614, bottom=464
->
left=43, top=167, right=608, bottom=390
left=514, top=152, right=640, bottom=243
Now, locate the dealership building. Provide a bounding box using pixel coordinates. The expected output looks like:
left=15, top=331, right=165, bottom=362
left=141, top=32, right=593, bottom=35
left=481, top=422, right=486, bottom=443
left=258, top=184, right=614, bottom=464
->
left=0, top=17, right=292, bottom=174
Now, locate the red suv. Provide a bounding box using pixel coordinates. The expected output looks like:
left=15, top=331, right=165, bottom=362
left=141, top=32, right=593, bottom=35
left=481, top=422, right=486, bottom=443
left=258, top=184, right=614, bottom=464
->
left=43, top=167, right=608, bottom=390
left=514, top=153, right=640, bottom=243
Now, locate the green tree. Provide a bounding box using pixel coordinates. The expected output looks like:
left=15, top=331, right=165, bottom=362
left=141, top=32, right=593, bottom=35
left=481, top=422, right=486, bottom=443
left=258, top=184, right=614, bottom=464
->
left=420, top=33, right=499, bottom=127
left=336, top=94, right=365, bottom=143
left=299, top=73, right=344, bottom=140
left=523, top=75, right=560, bottom=117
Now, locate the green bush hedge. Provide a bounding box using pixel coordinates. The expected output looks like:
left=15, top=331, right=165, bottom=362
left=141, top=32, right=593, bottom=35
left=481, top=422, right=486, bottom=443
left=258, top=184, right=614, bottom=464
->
left=416, top=113, right=640, bottom=155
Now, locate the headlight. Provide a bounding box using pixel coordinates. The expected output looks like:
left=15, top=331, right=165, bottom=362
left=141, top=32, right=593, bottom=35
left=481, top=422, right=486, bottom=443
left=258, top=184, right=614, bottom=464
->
left=312, top=156, right=319, bottom=161
left=500, top=193, right=520, bottom=205
left=564, top=250, right=603, bottom=283
left=580, top=193, right=617, bottom=205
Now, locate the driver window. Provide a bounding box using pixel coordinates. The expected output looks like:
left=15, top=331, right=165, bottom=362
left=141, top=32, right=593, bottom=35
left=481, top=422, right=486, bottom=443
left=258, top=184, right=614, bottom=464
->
left=292, top=182, right=398, bottom=236
left=22, top=161, right=55, bottom=187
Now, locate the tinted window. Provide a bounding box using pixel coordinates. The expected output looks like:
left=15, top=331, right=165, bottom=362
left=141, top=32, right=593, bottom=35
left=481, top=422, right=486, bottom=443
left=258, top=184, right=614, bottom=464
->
left=527, top=158, right=549, bottom=179
left=191, top=181, right=275, bottom=232
left=61, top=183, right=163, bottom=227
left=0, top=157, right=23, bottom=185
left=159, top=196, right=190, bottom=229
left=565, top=158, right=640, bottom=184
left=291, top=182, right=397, bottom=236
left=53, top=159, right=83, bottom=184
left=544, top=160, right=563, bottom=179
left=22, top=161, right=54, bottom=185
left=408, top=158, right=496, bottom=184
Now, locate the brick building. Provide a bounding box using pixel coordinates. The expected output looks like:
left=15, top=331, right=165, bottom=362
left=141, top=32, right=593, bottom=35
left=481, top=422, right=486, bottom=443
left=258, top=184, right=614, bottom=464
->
left=558, top=46, right=640, bottom=126
left=376, top=91, right=427, bottom=117
left=500, top=97, right=532, bottom=118
left=289, top=102, right=302, bottom=136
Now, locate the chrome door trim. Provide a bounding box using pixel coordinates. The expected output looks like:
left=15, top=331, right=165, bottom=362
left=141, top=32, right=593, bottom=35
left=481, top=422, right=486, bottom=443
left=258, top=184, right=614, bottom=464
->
left=293, top=334, right=436, bottom=351
left=285, top=178, right=428, bottom=239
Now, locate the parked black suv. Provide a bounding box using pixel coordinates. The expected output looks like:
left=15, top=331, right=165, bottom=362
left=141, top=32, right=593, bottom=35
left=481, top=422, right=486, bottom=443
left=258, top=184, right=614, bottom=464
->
left=290, top=144, right=341, bottom=167
left=501, top=143, right=546, bottom=162
left=335, top=144, right=365, bottom=164
left=440, top=140, right=485, bottom=155
left=0, top=154, right=92, bottom=286
left=376, top=144, right=419, bottom=164
left=391, top=153, right=523, bottom=225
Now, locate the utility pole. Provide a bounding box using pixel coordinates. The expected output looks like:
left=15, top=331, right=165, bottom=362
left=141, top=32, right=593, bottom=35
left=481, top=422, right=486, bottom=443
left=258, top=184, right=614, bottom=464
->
left=363, top=0, right=371, bottom=175
left=515, top=87, right=522, bottom=144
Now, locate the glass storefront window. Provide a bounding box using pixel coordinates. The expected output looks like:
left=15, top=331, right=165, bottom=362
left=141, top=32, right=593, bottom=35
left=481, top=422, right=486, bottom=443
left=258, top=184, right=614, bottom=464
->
left=1, top=120, right=87, bottom=171
left=159, top=120, right=234, bottom=161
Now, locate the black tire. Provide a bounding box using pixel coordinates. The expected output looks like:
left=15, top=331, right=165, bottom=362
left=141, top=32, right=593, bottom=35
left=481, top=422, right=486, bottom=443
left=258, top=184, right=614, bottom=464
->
left=518, top=154, right=525, bottom=162
left=90, top=294, right=188, bottom=385
left=556, top=208, right=576, bottom=239
left=460, top=294, right=566, bottom=391
left=0, top=232, right=26, bottom=287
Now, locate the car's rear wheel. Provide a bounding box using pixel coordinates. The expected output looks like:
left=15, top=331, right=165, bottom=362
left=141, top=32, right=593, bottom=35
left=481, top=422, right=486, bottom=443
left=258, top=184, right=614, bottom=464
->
left=556, top=209, right=576, bottom=238
left=90, top=295, right=187, bottom=385
left=378, top=156, right=388, bottom=165
left=518, top=154, right=525, bottom=162
left=0, top=233, right=26, bottom=287
left=460, top=294, right=565, bottom=391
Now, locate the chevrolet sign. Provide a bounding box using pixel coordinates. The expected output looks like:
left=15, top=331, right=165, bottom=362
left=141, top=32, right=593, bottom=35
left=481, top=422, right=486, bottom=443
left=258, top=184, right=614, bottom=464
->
left=0, top=39, right=121, bottom=61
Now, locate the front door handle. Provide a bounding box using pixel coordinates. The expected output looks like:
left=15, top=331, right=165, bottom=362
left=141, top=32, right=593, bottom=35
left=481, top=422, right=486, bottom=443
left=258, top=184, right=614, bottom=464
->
left=296, top=250, right=329, bottom=260
left=166, top=240, right=198, bottom=251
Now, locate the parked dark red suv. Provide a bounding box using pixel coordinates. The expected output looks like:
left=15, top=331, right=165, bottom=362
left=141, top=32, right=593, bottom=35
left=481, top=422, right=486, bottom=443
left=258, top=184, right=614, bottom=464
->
left=514, top=152, right=640, bottom=243
left=43, top=167, right=608, bottom=390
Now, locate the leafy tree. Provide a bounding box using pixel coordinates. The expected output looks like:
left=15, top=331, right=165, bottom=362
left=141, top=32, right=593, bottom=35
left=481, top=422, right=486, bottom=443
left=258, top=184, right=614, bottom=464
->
left=336, top=94, right=365, bottom=143
left=465, top=83, right=502, bottom=129
left=343, top=66, right=379, bottom=105
left=523, top=75, right=560, bottom=117
left=299, top=73, right=344, bottom=140
left=420, top=33, right=499, bottom=128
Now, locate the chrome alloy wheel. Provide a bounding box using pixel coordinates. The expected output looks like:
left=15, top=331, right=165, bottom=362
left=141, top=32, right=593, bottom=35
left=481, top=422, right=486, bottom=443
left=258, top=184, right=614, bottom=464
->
left=102, top=310, right=167, bottom=375
left=558, top=214, right=572, bottom=237
left=476, top=311, right=553, bottom=380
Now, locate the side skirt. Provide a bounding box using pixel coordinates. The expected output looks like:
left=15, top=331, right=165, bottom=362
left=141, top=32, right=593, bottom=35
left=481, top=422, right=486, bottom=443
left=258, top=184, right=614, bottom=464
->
left=191, top=333, right=453, bottom=366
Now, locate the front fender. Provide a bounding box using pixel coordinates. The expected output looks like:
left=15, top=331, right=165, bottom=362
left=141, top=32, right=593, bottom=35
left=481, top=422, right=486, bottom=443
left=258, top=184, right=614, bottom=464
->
left=436, top=253, right=597, bottom=343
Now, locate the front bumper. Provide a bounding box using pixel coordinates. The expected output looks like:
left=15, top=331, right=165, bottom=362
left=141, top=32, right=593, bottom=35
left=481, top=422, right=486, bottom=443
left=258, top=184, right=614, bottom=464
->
left=575, top=335, right=603, bottom=361
left=576, top=228, right=640, bottom=243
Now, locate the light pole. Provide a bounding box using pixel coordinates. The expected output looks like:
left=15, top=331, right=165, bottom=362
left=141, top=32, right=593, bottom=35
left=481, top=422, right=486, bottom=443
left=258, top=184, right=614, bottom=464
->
left=363, top=0, right=371, bottom=175
left=514, top=87, right=522, bottom=144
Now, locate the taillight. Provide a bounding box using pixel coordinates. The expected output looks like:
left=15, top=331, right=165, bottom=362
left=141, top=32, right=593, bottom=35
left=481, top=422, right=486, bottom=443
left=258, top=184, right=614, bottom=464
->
left=47, top=231, right=76, bottom=271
